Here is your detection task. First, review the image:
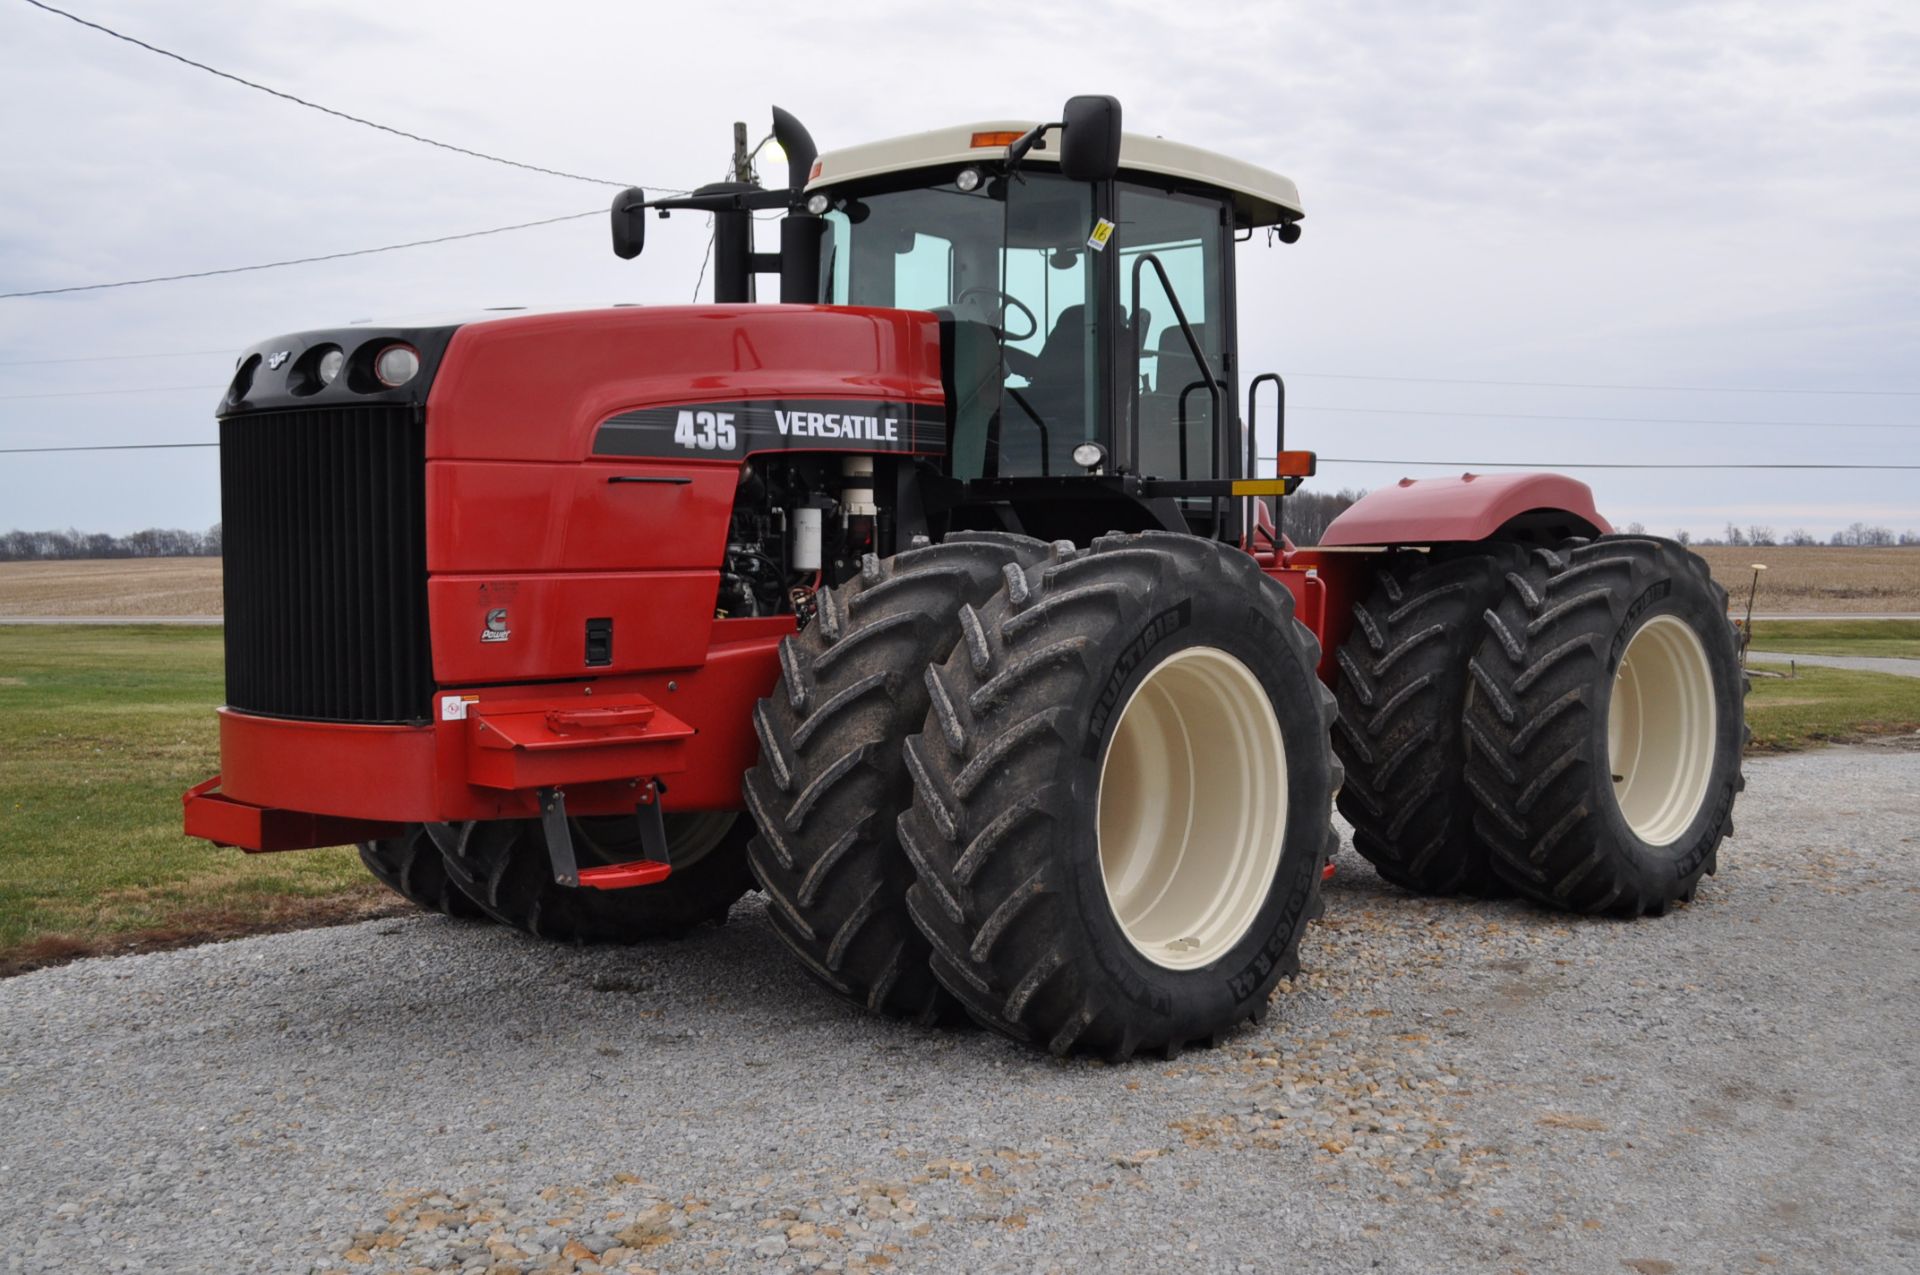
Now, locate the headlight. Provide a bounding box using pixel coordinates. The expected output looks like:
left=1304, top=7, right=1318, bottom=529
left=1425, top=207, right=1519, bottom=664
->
left=317, top=348, right=344, bottom=385
left=1071, top=441, right=1107, bottom=471
left=806, top=192, right=830, bottom=216
left=955, top=166, right=983, bottom=193
left=373, top=344, right=420, bottom=387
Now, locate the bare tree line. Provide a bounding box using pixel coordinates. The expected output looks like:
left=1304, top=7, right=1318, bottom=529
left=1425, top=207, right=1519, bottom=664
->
left=1642, top=522, right=1920, bottom=548
left=0, top=525, right=222, bottom=561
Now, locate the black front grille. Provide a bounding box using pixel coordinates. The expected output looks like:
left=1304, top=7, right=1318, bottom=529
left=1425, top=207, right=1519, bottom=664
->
left=220, top=404, right=434, bottom=723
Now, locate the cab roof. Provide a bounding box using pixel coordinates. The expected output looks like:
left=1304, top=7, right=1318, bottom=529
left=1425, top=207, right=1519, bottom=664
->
left=806, top=120, right=1304, bottom=227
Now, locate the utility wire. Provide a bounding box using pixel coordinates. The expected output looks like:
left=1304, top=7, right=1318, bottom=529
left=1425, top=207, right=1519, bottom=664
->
left=6, top=439, right=1920, bottom=470
left=1290, top=405, right=1920, bottom=431
left=0, top=209, right=603, bottom=298
left=8, top=380, right=1920, bottom=435
left=0, top=349, right=234, bottom=367
left=1292, top=371, right=1920, bottom=397
left=19, top=0, right=667, bottom=190
left=1316, top=458, right=1920, bottom=470
left=5, top=346, right=1917, bottom=401
left=0, top=386, right=206, bottom=401
left=0, top=442, right=214, bottom=453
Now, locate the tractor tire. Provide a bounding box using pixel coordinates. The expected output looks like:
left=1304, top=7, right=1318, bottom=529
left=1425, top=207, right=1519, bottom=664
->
left=898, top=532, right=1340, bottom=1061
left=1462, top=535, right=1748, bottom=916
left=435, top=810, right=756, bottom=944
left=743, top=532, right=1051, bottom=1022
left=357, top=826, right=488, bottom=920
left=1332, top=544, right=1526, bottom=897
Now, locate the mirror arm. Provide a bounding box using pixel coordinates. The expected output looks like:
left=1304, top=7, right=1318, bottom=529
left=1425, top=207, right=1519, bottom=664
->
left=649, top=188, right=795, bottom=214
left=1006, top=120, right=1062, bottom=171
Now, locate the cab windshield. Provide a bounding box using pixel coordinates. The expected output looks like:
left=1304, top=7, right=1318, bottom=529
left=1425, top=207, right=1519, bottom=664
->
left=821, top=171, right=1102, bottom=479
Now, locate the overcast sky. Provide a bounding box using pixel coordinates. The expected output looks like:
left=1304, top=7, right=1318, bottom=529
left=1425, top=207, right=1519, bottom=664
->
left=2, top=0, right=1916, bottom=540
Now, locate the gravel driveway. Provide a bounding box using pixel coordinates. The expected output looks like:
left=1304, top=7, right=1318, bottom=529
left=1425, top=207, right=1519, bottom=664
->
left=3, top=743, right=1916, bottom=1274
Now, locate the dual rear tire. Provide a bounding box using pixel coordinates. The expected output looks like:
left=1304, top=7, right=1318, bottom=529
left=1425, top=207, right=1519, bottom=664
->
left=1333, top=534, right=1745, bottom=916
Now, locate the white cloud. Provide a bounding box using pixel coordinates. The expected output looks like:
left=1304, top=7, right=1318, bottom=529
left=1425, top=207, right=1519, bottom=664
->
left=0, top=0, right=1915, bottom=537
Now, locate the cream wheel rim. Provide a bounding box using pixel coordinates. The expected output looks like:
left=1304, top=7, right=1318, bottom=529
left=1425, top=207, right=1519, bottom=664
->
left=1095, top=646, right=1289, bottom=970
left=1607, top=615, right=1717, bottom=847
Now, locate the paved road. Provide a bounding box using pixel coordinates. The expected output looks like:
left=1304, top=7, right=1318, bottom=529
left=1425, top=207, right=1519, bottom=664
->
left=1745, top=613, right=1920, bottom=621
left=1749, top=650, right=1920, bottom=678
left=3, top=743, right=1915, bottom=1274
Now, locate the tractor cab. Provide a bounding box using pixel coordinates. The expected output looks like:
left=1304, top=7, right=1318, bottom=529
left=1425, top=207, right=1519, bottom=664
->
left=622, top=96, right=1311, bottom=545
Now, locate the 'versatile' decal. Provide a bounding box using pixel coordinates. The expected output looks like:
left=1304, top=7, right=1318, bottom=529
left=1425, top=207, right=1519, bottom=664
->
left=592, top=399, right=946, bottom=460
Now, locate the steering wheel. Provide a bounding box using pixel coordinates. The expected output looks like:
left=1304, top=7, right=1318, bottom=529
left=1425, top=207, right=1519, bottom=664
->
left=954, top=287, right=1039, bottom=343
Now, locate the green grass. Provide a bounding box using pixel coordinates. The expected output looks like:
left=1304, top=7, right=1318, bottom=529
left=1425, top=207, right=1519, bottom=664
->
left=2, top=622, right=1914, bottom=976
left=1745, top=663, right=1920, bottom=751
left=0, top=626, right=390, bottom=975
left=1747, top=619, right=1920, bottom=660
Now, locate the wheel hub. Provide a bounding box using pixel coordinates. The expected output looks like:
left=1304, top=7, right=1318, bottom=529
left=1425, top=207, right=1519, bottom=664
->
left=1095, top=646, right=1289, bottom=970
left=1608, top=615, right=1717, bottom=846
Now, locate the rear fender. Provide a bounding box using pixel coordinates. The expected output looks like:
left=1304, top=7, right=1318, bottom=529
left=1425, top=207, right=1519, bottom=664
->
left=1318, top=472, right=1610, bottom=547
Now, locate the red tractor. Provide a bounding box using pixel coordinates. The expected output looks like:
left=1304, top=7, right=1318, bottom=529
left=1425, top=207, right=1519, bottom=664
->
left=183, top=97, right=1746, bottom=1060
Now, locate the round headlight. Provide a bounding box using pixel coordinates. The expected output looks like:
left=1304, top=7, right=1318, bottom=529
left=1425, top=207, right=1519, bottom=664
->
left=955, top=166, right=982, bottom=192
left=805, top=192, right=830, bottom=216
left=317, top=348, right=344, bottom=385
left=373, top=343, right=420, bottom=387
left=1071, top=441, right=1107, bottom=470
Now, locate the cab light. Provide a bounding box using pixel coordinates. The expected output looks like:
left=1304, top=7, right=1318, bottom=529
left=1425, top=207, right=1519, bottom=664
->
left=806, top=192, right=830, bottom=215
left=955, top=166, right=982, bottom=192
left=970, top=130, right=1024, bottom=149
left=373, top=343, right=420, bottom=387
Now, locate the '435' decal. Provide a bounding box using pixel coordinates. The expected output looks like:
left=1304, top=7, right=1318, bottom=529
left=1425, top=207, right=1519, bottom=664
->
left=672, top=409, right=736, bottom=451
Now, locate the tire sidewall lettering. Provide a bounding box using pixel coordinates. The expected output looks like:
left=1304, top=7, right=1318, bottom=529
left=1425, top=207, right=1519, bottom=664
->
left=1064, top=575, right=1329, bottom=1025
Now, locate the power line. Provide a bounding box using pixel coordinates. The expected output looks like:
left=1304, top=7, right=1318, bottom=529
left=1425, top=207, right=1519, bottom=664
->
left=7, top=439, right=1920, bottom=470
left=0, top=348, right=234, bottom=367
left=0, top=209, right=603, bottom=298
left=1317, top=458, right=1920, bottom=470
left=7, top=379, right=1920, bottom=436
left=0, top=386, right=205, bottom=401
left=1291, top=371, right=1920, bottom=397
left=7, top=343, right=1919, bottom=403
left=20, top=0, right=665, bottom=190
left=0, top=442, right=214, bottom=453
left=1291, top=405, right=1920, bottom=431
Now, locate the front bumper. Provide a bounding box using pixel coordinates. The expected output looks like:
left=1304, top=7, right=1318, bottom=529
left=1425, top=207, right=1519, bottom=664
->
left=182, top=619, right=788, bottom=852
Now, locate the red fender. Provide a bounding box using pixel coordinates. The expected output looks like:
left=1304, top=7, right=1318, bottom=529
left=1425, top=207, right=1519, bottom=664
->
left=1318, top=472, right=1610, bottom=547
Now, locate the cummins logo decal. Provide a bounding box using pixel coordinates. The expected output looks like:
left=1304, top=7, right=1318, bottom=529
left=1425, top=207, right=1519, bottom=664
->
left=593, top=399, right=945, bottom=460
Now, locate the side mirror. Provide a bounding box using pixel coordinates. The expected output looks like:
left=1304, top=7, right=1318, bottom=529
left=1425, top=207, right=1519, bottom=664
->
left=611, top=186, right=647, bottom=260
left=1059, top=95, right=1123, bottom=182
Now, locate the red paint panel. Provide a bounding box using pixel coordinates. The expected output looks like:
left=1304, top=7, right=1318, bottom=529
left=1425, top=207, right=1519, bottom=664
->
left=217, top=710, right=445, bottom=822
left=428, top=571, right=718, bottom=685
left=423, top=305, right=945, bottom=464
left=427, top=459, right=738, bottom=573
left=1319, top=472, right=1610, bottom=547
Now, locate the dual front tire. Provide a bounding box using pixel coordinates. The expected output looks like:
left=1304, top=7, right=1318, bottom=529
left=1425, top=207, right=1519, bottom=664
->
left=751, top=531, right=1340, bottom=1059
left=357, top=811, right=757, bottom=942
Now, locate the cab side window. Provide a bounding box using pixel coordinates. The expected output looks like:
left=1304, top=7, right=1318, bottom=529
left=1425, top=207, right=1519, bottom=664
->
left=1116, top=184, right=1228, bottom=482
